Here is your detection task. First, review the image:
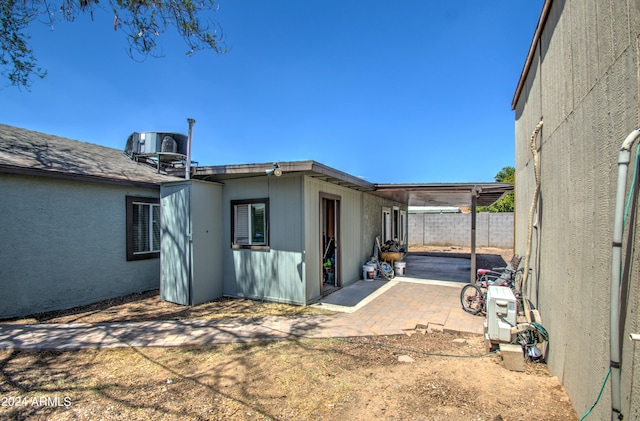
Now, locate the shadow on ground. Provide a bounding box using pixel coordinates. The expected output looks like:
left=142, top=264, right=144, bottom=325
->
left=2, top=252, right=509, bottom=325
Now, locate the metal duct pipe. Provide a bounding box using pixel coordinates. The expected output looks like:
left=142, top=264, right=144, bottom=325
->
left=186, top=118, right=196, bottom=180
left=610, top=128, right=640, bottom=420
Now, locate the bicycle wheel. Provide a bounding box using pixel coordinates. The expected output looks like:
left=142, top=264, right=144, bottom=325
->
left=460, top=284, right=484, bottom=315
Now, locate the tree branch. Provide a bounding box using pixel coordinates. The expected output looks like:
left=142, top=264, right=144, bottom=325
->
left=1, top=0, right=227, bottom=88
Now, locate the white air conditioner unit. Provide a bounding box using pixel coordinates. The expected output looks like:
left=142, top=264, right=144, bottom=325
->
left=486, top=285, right=517, bottom=342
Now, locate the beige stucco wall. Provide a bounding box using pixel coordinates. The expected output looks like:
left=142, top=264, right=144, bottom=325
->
left=514, top=1, right=640, bottom=418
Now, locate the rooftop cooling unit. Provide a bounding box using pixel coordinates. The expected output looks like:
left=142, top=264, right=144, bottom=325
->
left=125, top=132, right=188, bottom=158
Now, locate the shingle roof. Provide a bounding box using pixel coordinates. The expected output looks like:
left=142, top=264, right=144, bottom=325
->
left=0, top=124, right=182, bottom=187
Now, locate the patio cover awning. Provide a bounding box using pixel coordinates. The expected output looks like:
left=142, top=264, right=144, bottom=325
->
left=372, top=182, right=514, bottom=283
left=371, top=182, right=513, bottom=207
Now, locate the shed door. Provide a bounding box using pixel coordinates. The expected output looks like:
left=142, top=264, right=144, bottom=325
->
left=320, top=193, right=341, bottom=294
left=160, top=183, right=192, bottom=305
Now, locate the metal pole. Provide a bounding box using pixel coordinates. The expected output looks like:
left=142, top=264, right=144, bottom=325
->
left=610, top=128, right=640, bottom=420
left=186, top=118, right=196, bottom=180
left=470, top=190, right=477, bottom=284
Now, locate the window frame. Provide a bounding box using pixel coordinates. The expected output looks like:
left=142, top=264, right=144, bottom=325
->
left=399, top=209, right=407, bottom=245
left=382, top=207, right=392, bottom=242
left=231, top=198, right=270, bottom=250
left=126, top=196, right=160, bottom=261
left=393, top=206, right=400, bottom=240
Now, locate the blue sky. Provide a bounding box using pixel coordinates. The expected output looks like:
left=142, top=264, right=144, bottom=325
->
left=2, top=1, right=543, bottom=183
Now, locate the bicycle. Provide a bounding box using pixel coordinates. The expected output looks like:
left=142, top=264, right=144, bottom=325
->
left=460, top=266, right=523, bottom=315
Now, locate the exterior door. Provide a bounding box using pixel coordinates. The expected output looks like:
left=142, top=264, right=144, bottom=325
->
left=320, top=193, right=341, bottom=290
left=160, top=182, right=192, bottom=305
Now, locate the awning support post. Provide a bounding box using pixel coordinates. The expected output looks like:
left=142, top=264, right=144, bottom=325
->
left=470, top=188, right=478, bottom=284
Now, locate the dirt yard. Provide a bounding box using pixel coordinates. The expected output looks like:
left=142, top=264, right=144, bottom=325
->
left=0, top=248, right=578, bottom=420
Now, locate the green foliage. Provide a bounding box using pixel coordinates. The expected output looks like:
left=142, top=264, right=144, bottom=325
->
left=494, top=166, right=514, bottom=184
left=1, top=0, right=47, bottom=87
left=478, top=166, right=515, bottom=213
left=1, top=0, right=227, bottom=88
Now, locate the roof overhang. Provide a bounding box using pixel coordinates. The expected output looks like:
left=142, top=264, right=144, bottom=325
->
left=192, top=160, right=376, bottom=192
left=0, top=163, right=167, bottom=189
left=511, top=0, right=551, bottom=110
left=192, top=161, right=512, bottom=207
left=372, top=182, right=513, bottom=207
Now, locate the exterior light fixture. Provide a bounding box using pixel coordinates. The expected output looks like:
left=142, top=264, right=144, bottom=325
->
left=266, top=163, right=282, bottom=177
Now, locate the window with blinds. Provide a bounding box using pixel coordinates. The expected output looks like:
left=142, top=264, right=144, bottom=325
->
left=234, top=203, right=250, bottom=244
left=126, top=196, right=160, bottom=261
left=132, top=202, right=160, bottom=253
left=232, top=199, right=269, bottom=249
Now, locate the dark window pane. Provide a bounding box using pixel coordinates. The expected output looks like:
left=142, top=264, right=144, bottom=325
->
left=251, top=204, right=266, bottom=244
left=152, top=205, right=160, bottom=252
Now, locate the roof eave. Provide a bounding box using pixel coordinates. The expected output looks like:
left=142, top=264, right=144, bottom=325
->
left=0, top=164, right=165, bottom=190
left=511, top=0, right=552, bottom=110
left=193, top=160, right=376, bottom=191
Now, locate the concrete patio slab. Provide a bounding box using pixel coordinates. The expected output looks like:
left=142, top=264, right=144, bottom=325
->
left=403, top=253, right=470, bottom=283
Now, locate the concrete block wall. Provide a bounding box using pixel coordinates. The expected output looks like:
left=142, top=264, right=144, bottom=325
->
left=409, top=212, right=513, bottom=249
left=483, top=213, right=514, bottom=249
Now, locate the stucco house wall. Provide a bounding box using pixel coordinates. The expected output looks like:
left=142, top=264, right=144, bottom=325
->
left=513, top=1, right=640, bottom=418
left=0, top=124, right=183, bottom=318
left=220, top=174, right=306, bottom=305
left=361, top=194, right=408, bottom=263
left=0, top=123, right=413, bottom=315
left=216, top=172, right=408, bottom=305
left=0, top=174, right=161, bottom=318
